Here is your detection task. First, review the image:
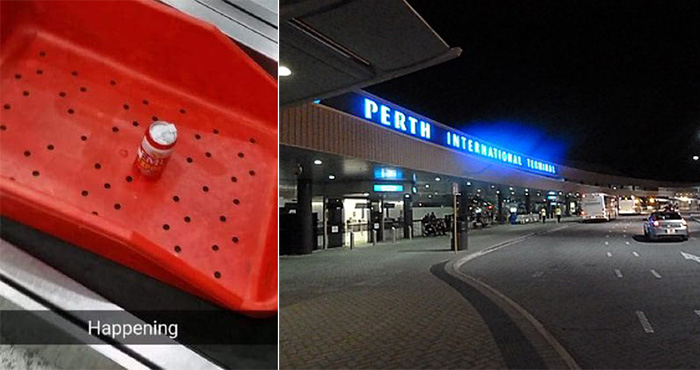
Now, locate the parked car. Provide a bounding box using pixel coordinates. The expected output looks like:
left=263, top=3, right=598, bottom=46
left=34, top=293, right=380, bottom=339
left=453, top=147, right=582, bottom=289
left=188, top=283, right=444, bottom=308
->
left=643, top=211, right=689, bottom=241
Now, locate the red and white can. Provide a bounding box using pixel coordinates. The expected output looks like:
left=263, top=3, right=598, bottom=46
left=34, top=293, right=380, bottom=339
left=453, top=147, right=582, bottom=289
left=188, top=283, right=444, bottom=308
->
left=134, top=121, right=178, bottom=179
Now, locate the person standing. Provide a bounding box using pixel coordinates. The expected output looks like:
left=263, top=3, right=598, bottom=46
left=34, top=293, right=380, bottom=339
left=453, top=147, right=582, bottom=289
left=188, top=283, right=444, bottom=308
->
left=540, top=207, right=547, bottom=223
left=555, top=206, right=562, bottom=223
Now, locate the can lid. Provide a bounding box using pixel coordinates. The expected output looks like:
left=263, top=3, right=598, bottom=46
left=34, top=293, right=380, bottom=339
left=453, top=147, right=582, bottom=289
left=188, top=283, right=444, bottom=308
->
left=148, top=121, right=177, bottom=149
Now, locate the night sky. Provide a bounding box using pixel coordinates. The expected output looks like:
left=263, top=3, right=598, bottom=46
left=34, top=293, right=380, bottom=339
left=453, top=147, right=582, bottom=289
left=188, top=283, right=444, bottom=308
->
left=366, top=0, right=700, bottom=183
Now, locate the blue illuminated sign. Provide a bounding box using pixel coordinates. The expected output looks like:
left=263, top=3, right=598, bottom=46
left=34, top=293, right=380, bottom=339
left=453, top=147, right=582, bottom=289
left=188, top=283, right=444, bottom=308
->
left=374, top=184, right=404, bottom=192
left=374, top=167, right=403, bottom=180
left=363, top=98, right=432, bottom=140
left=324, top=93, right=559, bottom=178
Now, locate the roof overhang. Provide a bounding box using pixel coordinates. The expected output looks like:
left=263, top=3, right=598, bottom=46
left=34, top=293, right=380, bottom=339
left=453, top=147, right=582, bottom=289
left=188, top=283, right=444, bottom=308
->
left=279, top=0, right=462, bottom=106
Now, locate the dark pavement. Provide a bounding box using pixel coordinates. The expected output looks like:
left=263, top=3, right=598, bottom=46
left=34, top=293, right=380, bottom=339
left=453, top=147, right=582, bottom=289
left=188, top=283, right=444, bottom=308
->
left=459, top=216, right=700, bottom=368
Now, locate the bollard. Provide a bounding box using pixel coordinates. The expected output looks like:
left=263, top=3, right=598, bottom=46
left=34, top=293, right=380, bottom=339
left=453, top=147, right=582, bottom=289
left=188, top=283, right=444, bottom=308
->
left=372, top=230, right=377, bottom=246
left=392, top=226, right=396, bottom=243
left=350, top=232, right=354, bottom=250
left=408, top=226, right=413, bottom=240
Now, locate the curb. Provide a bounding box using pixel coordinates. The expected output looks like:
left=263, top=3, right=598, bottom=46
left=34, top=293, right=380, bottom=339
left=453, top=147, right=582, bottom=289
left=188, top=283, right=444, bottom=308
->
left=446, top=224, right=580, bottom=370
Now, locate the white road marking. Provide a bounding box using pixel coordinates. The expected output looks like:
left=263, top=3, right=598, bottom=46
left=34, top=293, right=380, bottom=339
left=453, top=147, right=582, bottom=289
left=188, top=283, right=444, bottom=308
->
left=632, top=251, right=640, bottom=257
left=615, top=269, right=623, bottom=278
left=532, top=271, right=544, bottom=278
left=607, top=252, right=612, bottom=257
left=636, top=311, right=654, bottom=333
left=650, top=269, right=661, bottom=279
left=681, top=251, right=700, bottom=264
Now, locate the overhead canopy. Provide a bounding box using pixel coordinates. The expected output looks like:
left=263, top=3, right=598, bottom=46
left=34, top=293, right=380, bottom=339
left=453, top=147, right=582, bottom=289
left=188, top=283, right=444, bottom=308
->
left=280, top=0, right=462, bottom=106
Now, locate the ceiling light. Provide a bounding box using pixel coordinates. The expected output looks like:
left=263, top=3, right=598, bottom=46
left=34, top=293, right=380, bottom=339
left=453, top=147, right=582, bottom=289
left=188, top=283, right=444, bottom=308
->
left=279, top=65, right=292, bottom=77
left=362, top=192, right=369, bottom=196
left=467, top=182, right=472, bottom=186
left=313, top=159, right=323, bottom=165
left=435, top=177, right=441, bottom=181
left=328, top=174, right=335, bottom=180
left=694, top=155, right=699, bottom=161
left=425, top=184, right=430, bottom=188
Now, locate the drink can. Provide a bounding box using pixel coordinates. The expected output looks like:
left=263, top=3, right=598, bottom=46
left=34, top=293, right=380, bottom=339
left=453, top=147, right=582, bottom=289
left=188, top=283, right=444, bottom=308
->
left=134, top=121, right=177, bottom=179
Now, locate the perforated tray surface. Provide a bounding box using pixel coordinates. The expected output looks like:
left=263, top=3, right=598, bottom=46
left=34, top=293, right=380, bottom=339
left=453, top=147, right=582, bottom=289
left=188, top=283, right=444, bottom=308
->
left=0, top=0, right=278, bottom=315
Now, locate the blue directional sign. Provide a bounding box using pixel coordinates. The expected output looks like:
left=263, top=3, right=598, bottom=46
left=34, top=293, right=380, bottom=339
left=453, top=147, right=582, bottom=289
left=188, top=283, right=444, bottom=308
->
left=321, top=92, right=559, bottom=177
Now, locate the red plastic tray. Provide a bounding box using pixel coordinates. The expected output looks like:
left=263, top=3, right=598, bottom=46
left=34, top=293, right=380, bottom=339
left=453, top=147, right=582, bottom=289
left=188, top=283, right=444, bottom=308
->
left=0, top=0, right=277, bottom=315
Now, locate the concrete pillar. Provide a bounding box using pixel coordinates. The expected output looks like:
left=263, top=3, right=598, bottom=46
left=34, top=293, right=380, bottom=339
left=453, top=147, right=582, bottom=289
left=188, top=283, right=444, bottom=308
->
left=297, top=178, right=313, bottom=255
left=403, top=195, right=412, bottom=238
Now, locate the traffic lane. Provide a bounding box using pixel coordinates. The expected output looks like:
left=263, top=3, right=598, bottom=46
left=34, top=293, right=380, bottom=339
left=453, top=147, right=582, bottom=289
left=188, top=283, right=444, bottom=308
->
left=459, top=219, right=700, bottom=369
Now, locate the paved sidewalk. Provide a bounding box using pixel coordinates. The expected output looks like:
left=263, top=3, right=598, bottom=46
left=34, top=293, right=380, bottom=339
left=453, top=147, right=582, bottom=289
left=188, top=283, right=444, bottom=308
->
left=280, top=219, right=576, bottom=369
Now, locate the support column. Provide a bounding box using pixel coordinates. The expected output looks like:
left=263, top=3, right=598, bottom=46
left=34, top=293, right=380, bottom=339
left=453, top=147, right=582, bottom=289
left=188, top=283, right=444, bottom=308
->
left=497, top=192, right=504, bottom=224
left=525, top=193, right=531, bottom=214
left=403, top=195, right=413, bottom=238
left=378, top=199, right=385, bottom=242
left=297, top=178, right=313, bottom=255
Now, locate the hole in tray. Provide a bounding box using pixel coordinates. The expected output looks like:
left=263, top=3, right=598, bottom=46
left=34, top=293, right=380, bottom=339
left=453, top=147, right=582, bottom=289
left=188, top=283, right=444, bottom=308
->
left=94, top=163, right=101, bottom=169
left=39, top=51, right=46, bottom=57
left=47, top=144, right=54, bottom=150
left=214, top=271, right=221, bottom=279
left=80, top=135, right=88, bottom=141
left=126, top=176, right=133, bottom=182
left=112, top=127, right=119, bottom=133
left=14, top=74, right=21, bottom=79
left=233, top=199, right=240, bottom=205
left=194, top=134, right=201, bottom=140
left=232, top=236, right=239, bottom=244
left=71, top=71, right=78, bottom=76
left=104, top=183, right=111, bottom=189
left=186, top=157, right=193, bottom=163
left=92, top=211, right=98, bottom=216
left=22, top=91, right=29, bottom=96
left=110, top=80, right=117, bottom=86
left=123, top=104, right=130, bottom=110
left=132, top=121, right=139, bottom=127
left=230, top=176, right=238, bottom=183
left=184, top=216, right=191, bottom=223
left=179, top=108, right=186, bottom=114
left=67, top=108, right=75, bottom=114
left=219, top=215, right=226, bottom=222
left=23, top=150, right=31, bottom=157
left=142, top=99, right=149, bottom=105
left=163, top=224, right=170, bottom=230
left=174, top=245, right=181, bottom=253
left=213, top=129, right=219, bottom=134
left=238, top=152, right=244, bottom=158
left=250, top=138, right=256, bottom=144
left=114, top=203, right=122, bottom=210
left=0, top=125, right=6, bottom=131
left=81, top=190, right=88, bottom=197
left=152, top=116, right=158, bottom=121
left=249, top=170, right=256, bottom=176
left=32, top=170, right=40, bottom=177
left=3, top=104, right=10, bottom=110
left=172, top=195, right=180, bottom=202
left=205, top=152, right=212, bottom=158
left=211, top=245, right=219, bottom=251
left=36, top=69, right=43, bottom=75
left=202, top=186, right=209, bottom=192
left=59, top=92, right=66, bottom=98
left=80, top=87, right=87, bottom=92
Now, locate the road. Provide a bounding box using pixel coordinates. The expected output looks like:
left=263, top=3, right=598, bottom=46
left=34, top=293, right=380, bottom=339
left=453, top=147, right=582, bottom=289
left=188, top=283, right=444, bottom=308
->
left=459, top=216, right=700, bottom=368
